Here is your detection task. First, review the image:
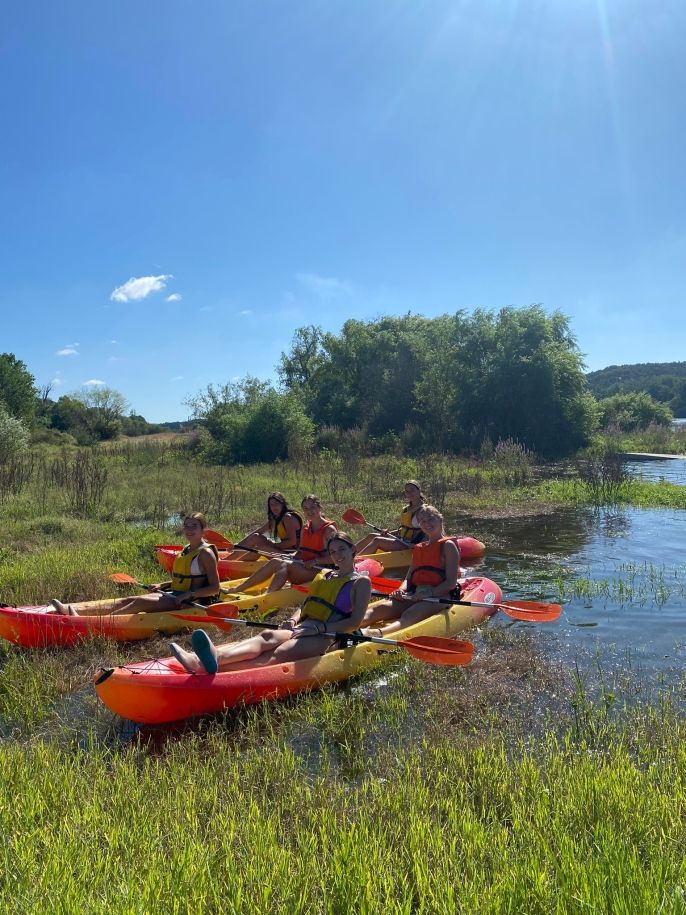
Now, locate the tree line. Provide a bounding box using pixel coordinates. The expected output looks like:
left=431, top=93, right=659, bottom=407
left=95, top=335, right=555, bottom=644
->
left=586, top=361, right=686, bottom=415
left=2, top=307, right=677, bottom=465
left=0, top=353, right=163, bottom=456
left=191, top=305, right=671, bottom=464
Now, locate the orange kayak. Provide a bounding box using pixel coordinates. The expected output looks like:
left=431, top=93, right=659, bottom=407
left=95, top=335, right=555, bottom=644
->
left=94, top=576, right=502, bottom=724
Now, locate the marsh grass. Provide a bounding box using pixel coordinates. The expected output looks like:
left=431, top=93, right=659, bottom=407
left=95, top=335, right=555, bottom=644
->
left=0, top=689, right=685, bottom=913
left=540, top=477, right=686, bottom=510
left=555, top=562, right=686, bottom=608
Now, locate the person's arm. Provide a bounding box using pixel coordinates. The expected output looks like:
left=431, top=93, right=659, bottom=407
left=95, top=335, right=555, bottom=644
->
left=272, top=514, right=300, bottom=552
left=322, top=577, right=372, bottom=634
left=149, top=579, right=172, bottom=592
left=194, top=547, right=221, bottom=598
left=431, top=541, right=460, bottom=598
left=390, top=568, right=412, bottom=600
left=280, top=607, right=303, bottom=630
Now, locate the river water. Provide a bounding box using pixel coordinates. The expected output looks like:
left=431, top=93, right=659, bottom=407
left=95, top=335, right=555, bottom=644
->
left=460, top=458, right=686, bottom=687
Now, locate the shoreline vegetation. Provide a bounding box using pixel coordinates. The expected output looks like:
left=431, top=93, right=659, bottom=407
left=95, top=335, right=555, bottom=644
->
left=1, top=434, right=685, bottom=910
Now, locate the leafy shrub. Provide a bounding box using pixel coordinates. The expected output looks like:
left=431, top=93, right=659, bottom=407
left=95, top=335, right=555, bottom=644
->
left=0, top=405, right=29, bottom=462
left=599, top=392, right=673, bottom=432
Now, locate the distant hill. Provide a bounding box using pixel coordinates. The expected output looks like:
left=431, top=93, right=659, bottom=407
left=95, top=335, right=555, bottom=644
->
left=586, top=362, right=686, bottom=411
left=157, top=420, right=195, bottom=432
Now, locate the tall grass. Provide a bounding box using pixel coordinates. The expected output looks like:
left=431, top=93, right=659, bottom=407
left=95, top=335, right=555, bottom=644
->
left=0, top=700, right=684, bottom=913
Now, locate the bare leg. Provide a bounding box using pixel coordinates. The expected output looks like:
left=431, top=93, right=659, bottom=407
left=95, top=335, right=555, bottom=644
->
left=238, top=558, right=285, bottom=592
left=49, top=599, right=78, bottom=616
left=366, top=599, right=437, bottom=637
left=362, top=597, right=409, bottom=627
left=215, top=628, right=294, bottom=670
left=109, top=593, right=180, bottom=616
left=356, top=535, right=408, bottom=555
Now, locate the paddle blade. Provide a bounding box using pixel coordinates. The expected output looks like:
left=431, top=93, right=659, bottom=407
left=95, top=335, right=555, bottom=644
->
left=499, top=600, right=562, bottom=622
left=401, top=636, right=474, bottom=666
left=369, top=576, right=401, bottom=594
left=171, top=613, right=236, bottom=631
left=206, top=603, right=240, bottom=619
left=204, top=529, right=234, bottom=548
left=109, top=573, right=140, bottom=586
left=342, top=508, right=366, bottom=526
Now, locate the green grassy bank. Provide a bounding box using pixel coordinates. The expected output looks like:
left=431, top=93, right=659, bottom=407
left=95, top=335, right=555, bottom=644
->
left=0, top=688, right=684, bottom=914
left=1, top=441, right=686, bottom=912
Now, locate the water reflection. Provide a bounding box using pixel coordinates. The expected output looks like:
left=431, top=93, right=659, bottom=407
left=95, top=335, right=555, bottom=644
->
left=460, top=506, right=686, bottom=682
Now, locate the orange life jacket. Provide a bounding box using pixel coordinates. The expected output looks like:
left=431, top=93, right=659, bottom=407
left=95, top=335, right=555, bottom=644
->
left=296, top=518, right=338, bottom=560
left=407, top=537, right=461, bottom=594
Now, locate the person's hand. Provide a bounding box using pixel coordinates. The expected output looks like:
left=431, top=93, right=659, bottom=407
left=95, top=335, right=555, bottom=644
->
left=280, top=618, right=297, bottom=631
left=175, top=591, right=193, bottom=606
left=391, top=589, right=408, bottom=600
left=147, top=583, right=162, bottom=592
left=381, top=529, right=390, bottom=537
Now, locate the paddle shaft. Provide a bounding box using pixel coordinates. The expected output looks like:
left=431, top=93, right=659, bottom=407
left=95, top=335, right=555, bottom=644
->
left=371, top=589, right=497, bottom=611
left=172, top=613, right=469, bottom=653
left=110, top=576, right=224, bottom=612
left=361, top=520, right=409, bottom=546
left=369, top=589, right=560, bottom=621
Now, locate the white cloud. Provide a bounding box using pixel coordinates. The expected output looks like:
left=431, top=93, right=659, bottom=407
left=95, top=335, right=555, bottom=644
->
left=110, top=274, right=172, bottom=303
left=51, top=377, right=63, bottom=386
left=165, top=293, right=182, bottom=303
left=199, top=305, right=214, bottom=312
left=296, top=272, right=353, bottom=298
left=83, top=378, right=105, bottom=387
left=56, top=345, right=79, bottom=356
left=110, top=339, right=117, bottom=344
left=171, top=375, right=184, bottom=381
left=238, top=309, right=253, bottom=316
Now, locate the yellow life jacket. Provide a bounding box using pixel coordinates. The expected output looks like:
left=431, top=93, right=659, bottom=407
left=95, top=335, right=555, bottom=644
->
left=301, top=570, right=360, bottom=623
left=170, top=543, right=219, bottom=594
left=398, top=504, right=425, bottom=544
left=272, top=511, right=303, bottom=543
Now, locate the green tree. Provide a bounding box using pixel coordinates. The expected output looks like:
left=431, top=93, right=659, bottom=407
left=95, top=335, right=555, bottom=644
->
left=189, top=377, right=314, bottom=464
left=599, top=392, right=673, bottom=431
left=447, top=306, right=599, bottom=457
left=279, top=307, right=598, bottom=458
left=670, top=379, right=686, bottom=417
left=0, top=353, right=37, bottom=425
left=0, top=404, right=29, bottom=461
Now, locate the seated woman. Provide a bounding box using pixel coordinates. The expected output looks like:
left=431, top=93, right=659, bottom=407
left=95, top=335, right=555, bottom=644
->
left=170, top=533, right=371, bottom=674
left=228, top=492, right=302, bottom=561
left=50, top=512, right=221, bottom=616
left=231, top=494, right=337, bottom=594
left=361, top=505, right=460, bottom=637
left=356, top=480, right=426, bottom=555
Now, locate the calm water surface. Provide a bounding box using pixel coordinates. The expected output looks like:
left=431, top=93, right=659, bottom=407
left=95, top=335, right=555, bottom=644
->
left=459, top=457, right=686, bottom=684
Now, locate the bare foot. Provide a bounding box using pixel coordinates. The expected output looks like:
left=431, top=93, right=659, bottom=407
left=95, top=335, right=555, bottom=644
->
left=170, top=642, right=202, bottom=673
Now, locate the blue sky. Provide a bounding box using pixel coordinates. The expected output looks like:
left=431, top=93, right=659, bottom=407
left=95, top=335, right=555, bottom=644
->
left=2, top=1, right=684, bottom=421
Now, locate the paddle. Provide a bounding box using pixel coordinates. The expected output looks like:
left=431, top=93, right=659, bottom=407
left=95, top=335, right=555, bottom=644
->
left=342, top=508, right=409, bottom=545
left=204, top=529, right=298, bottom=556
left=364, top=581, right=561, bottom=622
left=203, top=529, right=235, bottom=549
left=171, top=610, right=474, bottom=666
left=108, top=573, right=240, bottom=611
